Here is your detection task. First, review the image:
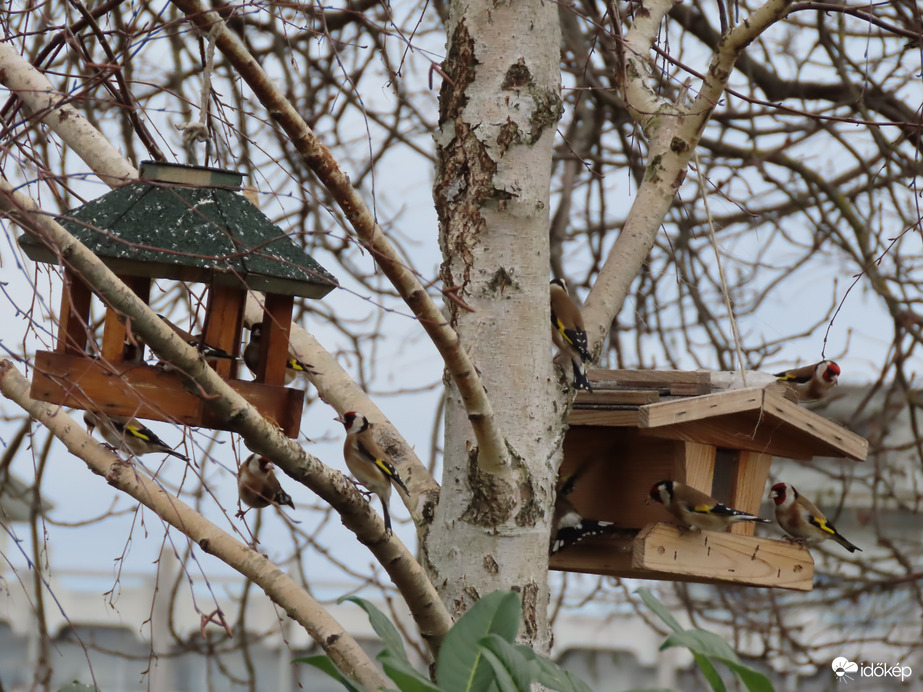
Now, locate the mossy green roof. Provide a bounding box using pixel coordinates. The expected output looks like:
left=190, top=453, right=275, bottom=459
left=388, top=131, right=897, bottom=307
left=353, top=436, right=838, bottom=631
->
left=20, top=164, right=338, bottom=299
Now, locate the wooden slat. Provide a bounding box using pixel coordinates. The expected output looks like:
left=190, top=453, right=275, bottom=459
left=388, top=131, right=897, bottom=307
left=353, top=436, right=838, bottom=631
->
left=567, top=409, right=640, bottom=427
left=30, top=350, right=302, bottom=437
left=203, top=285, right=245, bottom=378
left=640, top=388, right=764, bottom=428
left=729, top=450, right=772, bottom=536
left=257, top=293, right=294, bottom=386
left=679, top=441, right=716, bottom=494
left=633, top=523, right=814, bottom=591
left=574, top=390, right=659, bottom=406
left=56, top=269, right=92, bottom=355
left=589, top=369, right=709, bottom=387
left=762, top=391, right=868, bottom=461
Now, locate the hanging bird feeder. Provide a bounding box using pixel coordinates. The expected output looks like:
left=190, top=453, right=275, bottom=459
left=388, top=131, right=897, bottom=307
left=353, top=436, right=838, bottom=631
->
left=19, top=161, right=337, bottom=438
left=549, top=369, right=868, bottom=591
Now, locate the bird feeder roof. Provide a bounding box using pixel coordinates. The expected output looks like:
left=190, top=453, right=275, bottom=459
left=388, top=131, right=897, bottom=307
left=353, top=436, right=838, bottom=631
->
left=572, top=369, right=868, bottom=462
left=19, top=161, right=338, bottom=299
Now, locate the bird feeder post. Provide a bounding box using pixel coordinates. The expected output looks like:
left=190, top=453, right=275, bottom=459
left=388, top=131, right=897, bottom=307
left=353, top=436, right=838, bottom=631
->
left=678, top=441, right=716, bottom=493
left=255, top=292, right=294, bottom=386
left=728, top=450, right=773, bottom=536
left=202, top=284, right=246, bottom=379
left=56, top=269, right=92, bottom=355
left=99, top=275, right=151, bottom=363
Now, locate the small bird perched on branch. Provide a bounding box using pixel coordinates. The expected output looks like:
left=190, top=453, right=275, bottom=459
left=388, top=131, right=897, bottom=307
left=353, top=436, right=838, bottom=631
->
left=551, top=468, right=617, bottom=554
left=237, top=454, right=295, bottom=514
left=549, top=278, right=592, bottom=392
left=243, top=323, right=315, bottom=384
left=774, top=360, right=840, bottom=402
left=335, top=411, right=408, bottom=535
left=83, top=410, right=189, bottom=461
left=649, top=480, right=769, bottom=532
left=769, top=482, right=860, bottom=553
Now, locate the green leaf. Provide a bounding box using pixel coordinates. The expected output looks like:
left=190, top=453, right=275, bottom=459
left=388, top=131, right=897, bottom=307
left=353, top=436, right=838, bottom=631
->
left=478, top=635, right=534, bottom=691
left=514, top=645, right=595, bottom=692
left=341, top=595, right=409, bottom=664
left=635, top=588, right=684, bottom=633
left=721, top=660, right=774, bottom=692
left=380, top=650, right=444, bottom=692
left=56, top=684, right=97, bottom=692
left=662, top=630, right=740, bottom=663
left=435, top=590, right=522, bottom=692
left=691, top=652, right=727, bottom=692
left=478, top=647, right=521, bottom=692
left=294, top=655, right=368, bottom=692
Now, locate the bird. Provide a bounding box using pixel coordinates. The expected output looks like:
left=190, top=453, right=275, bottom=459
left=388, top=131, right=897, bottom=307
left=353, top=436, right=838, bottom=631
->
left=549, top=278, right=593, bottom=392
left=243, top=323, right=315, bottom=384
left=237, top=454, right=295, bottom=513
left=551, top=469, right=618, bottom=554
left=335, top=411, right=408, bottom=535
left=774, top=360, right=840, bottom=401
left=83, top=410, right=189, bottom=461
left=157, top=314, right=235, bottom=361
left=769, top=482, right=861, bottom=553
left=649, top=480, right=770, bottom=532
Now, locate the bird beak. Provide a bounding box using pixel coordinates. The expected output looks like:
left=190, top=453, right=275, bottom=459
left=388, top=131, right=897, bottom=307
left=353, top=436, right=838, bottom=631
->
left=333, top=415, right=344, bottom=423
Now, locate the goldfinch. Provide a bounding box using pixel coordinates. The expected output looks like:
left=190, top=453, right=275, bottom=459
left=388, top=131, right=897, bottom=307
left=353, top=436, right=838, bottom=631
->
left=335, top=411, right=408, bottom=535
left=549, top=278, right=592, bottom=392
left=769, top=482, right=860, bottom=553
left=237, top=454, right=295, bottom=512
left=649, top=480, right=769, bottom=532
left=83, top=410, right=189, bottom=461
left=243, top=323, right=315, bottom=384
left=551, top=470, right=617, bottom=554
left=774, top=360, right=840, bottom=401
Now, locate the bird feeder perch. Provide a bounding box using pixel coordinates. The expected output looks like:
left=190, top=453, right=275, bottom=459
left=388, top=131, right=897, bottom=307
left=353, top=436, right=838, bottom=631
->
left=550, top=369, right=868, bottom=591
left=19, top=161, right=338, bottom=438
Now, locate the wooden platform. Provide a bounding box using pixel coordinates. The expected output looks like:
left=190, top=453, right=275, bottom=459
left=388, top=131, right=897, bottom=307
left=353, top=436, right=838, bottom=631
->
left=549, top=523, right=815, bottom=591
left=31, top=350, right=303, bottom=437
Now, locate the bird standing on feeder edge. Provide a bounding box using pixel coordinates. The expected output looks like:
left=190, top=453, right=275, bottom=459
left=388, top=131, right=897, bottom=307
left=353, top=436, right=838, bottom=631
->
left=774, top=360, right=840, bottom=401
left=83, top=410, right=190, bottom=462
left=769, top=482, right=861, bottom=553
left=549, top=278, right=593, bottom=392
left=649, top=480, right=770, bottom=532
left=335, top=411, right=408, bottom=535
left=237, top=454, right=295, bottom=516
left=243, top=323, right=316, bottom=384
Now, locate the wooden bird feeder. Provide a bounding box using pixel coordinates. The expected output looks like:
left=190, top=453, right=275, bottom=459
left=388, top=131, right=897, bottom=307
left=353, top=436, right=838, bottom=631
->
left=19, top=161, right=338, bottom=438
left=549, top=370, right=868, bottom=591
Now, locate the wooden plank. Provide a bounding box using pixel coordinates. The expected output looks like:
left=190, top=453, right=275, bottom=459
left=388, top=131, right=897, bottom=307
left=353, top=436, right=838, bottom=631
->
left=30, top=350, right=302, bottom=437
left=567, top=409, right=640, bottom=427
left=589, top=369, right=709, bottom=387
left=633, top=523, right=814, bottom=591
left=100, top=307, right=129, bottom=362
left=679, top=441, right=716, bottom=494
left=762, top=391, right=868, bottom=461
left=257, top=293, right=294, bottom=386
left=639, top=388, right=764, bottom=428
left=729, top=450, right=772, bottom=535
left=56, top=269, right=92, bottom=355
left=574, top=390, right=660, bottom=406
left=638, top=416, right=816, bottom=460
left=203, top=285, right=245, bottom=379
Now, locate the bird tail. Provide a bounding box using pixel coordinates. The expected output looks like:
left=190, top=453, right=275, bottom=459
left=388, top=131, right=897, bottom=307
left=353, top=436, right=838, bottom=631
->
left=572, top=359, right=593, bottom=392
left=380, top=498, right=392, bottom=535
left=833, top=532, right=861, bottom=552
left=732, top=514, right=770, bottom=524
left=167, top=449, right=190, bottom=462
left=551, top=520, right=617, bottom=554
left=276, top=489, right=295, bottom=510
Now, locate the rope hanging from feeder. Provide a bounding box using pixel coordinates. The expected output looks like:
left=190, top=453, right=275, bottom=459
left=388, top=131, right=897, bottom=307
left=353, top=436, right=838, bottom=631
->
left=175, top=25, right=219, bottom=162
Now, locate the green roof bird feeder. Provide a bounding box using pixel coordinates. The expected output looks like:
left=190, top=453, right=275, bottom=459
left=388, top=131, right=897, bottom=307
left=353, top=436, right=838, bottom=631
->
left=20, top=161, right=338, bottom=438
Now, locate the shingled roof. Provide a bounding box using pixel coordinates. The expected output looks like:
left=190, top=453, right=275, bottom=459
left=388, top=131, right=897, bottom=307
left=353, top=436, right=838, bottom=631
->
left=19, top=161, right=338, bottom=299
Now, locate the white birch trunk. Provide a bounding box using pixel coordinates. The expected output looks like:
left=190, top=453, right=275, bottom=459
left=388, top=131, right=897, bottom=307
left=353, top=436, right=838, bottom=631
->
left=429, top=0, right=563, bottom=646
